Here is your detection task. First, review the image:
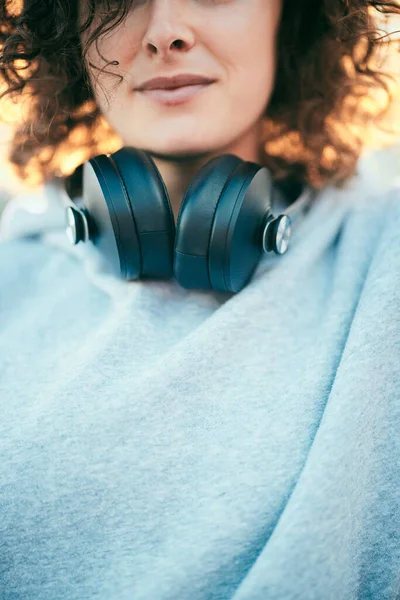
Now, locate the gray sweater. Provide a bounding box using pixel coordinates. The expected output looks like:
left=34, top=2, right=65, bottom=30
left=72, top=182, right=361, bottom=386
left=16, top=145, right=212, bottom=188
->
left=0, top=149, right=399, bottom=599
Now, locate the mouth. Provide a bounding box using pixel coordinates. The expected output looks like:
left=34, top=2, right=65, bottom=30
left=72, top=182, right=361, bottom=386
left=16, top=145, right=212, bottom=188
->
left=136, top=82, right=215, bottom=106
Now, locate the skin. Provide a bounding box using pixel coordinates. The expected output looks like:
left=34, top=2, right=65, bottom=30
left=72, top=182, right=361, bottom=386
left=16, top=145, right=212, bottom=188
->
left=80, top=0, right=283, bottom=221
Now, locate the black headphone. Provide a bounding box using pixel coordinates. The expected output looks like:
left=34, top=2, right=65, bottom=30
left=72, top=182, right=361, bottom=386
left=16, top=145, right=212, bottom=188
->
left=61, top=146, right=316, bottom=294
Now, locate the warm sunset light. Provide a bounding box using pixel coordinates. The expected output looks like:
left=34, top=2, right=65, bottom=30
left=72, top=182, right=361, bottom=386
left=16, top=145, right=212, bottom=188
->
left=0, top=3, right=399, bottom=200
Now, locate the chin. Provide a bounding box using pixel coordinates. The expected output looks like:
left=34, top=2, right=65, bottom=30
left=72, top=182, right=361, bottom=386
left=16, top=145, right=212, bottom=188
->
left=131, top=133, right=218, bottom=157
left=142, top=145, right=215, bottom=163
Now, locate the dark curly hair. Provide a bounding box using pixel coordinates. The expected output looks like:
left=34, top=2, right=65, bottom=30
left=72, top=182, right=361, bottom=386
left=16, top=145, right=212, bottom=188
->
left=0, top=0, right=399, bottom=191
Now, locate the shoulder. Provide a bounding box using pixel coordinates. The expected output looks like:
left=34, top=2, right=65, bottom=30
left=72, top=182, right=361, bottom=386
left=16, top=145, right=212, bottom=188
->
left=312, top=146, right=400, bottom=234
left=0, top=187, right=101, bottom=314
left=328, top=150, right=400, bottom=317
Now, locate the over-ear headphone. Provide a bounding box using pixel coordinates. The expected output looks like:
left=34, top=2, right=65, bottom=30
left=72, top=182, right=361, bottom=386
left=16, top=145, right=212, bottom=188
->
left=61, top=146, right=316, bottom=293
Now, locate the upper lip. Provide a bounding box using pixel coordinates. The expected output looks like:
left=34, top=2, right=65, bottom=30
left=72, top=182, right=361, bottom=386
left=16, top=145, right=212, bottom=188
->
left=135, top=73, right=216, bottom=91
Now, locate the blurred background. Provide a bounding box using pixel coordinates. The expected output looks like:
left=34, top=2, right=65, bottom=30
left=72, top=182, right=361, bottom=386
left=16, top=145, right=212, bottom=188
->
left=0, top=7, right=399, bottom=221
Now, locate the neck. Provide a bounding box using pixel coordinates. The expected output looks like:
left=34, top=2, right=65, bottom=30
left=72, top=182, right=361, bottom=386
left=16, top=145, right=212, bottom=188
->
left=147, top=120, right=264, bottom=222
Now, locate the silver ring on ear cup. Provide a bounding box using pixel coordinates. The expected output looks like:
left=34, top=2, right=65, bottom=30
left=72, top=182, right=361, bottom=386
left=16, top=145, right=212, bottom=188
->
left=261, top=183, right=317, bottom=255
left=43, top=176, right=91, bottom=245
left=262, top=214, right=292, bottom=255
left=65, top=205, right=90, bottom=245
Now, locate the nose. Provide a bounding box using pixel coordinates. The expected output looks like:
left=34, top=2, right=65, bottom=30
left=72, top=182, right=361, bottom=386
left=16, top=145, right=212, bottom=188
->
left=142, top=0, right=195, bottom=59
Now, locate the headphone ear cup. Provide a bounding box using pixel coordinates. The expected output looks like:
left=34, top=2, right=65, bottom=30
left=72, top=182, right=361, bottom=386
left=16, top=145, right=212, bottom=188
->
left=82, top=153, right=140, bottom=281
left=174, top=154, right=243, bottom=290
left=174, top=155, right=273, bottom=293
left=110, top=147, right=175, bottom=280
left=208, top=161, right=273, bottom=293
left=81, top=148, right=175, bottom=281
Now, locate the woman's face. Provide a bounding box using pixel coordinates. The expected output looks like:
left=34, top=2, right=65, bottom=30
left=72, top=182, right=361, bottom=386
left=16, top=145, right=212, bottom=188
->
left=81, top=0, right=282, bottom=159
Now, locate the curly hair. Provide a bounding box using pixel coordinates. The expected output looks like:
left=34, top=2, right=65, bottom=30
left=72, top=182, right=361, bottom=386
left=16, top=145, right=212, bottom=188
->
left=0, top=0, right=399, bottom=191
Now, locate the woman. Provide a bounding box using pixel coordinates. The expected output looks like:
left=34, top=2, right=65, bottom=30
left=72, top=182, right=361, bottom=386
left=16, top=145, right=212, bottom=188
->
left=0, top=0, right=399, bottom=598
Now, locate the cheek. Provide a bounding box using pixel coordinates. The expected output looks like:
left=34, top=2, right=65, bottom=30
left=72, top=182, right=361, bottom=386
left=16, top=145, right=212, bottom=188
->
left=214, top=3, right=281, bottom=106
left=84, top=25, right=140, bottom=94
left=224, top=32, right=278, bottom=112
left=100, top=26, right=141, bottom=67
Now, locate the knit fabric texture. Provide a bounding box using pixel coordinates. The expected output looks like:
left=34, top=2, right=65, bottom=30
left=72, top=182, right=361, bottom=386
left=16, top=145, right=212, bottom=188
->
left=0, top=149, right=399, bottom=600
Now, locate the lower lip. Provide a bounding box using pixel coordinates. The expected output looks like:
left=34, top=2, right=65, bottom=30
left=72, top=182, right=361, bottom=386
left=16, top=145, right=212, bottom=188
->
left=136, top=83, right=214, bottom=106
